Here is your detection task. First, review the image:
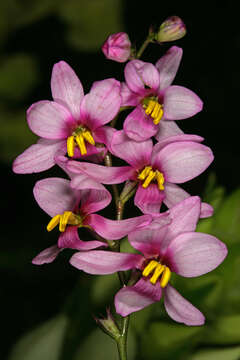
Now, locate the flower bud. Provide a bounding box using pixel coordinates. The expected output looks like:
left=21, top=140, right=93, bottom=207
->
left=102, top=32, right=131, bottom=63
left=156, top=16, right=186, bottom=43
left=95, top=308, right=120, bottom=339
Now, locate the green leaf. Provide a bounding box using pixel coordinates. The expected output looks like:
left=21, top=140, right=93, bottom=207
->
left=8, top=315, right=68, bottom=360
left=58, top=0, right=123, bottom=51
left=191, top=346, right=240, bottom=360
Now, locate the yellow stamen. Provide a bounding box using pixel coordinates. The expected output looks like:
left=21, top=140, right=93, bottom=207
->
left=67, top=136, right=75, bottom=157
left=145, top=100, right=155, bottom=115
left=76, top=134, right=87, bottom=155
left=160, top=266, right=171, bottom=288
left=67, top=212, right=81, bottom=226
left=156, top=170, right=165, bottom=190
left=142, top=260, right=158, bottom=277
left=59, top=211, right=72, bottom=232
left=47, top=214, right=61, bottom=232
left=151, top=103, right=161, bottom=118
left=82, top=130, right=95, bottom=145
left=138, top=166, right=152, bottom=181
left=142, top=170, right=156, bottom=188
left=144, top=98, right=164, bottom=125
left=150, top=264, right=165, bottom=285
left=153, top=107, right=163, bottom=124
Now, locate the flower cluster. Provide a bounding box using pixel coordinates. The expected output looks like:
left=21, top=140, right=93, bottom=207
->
left=13, top=26, right=227, bottom=328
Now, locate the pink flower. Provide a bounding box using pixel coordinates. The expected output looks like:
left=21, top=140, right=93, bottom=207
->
left=32, top=176, right=151, bottom=264
left=156, top=16, right=186, bottom=43
left=13, top=61, right=121, bottom=174
left=121, top=46, right=203, bottom=141
left=102, top=32, right=131, bottom=63
left=67, top=131, right=214, bottom=215
left=69, top=197, right=227, bottom=326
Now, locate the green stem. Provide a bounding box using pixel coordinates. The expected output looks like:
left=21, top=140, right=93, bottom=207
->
left=116, top=316, right=130, bottom=360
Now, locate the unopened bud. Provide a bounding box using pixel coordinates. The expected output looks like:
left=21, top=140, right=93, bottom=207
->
left=95, top=308, right=120, bottom=339
left=156, top=16, right=186, bottom=43
left=102, top=32, right=131, bottom=63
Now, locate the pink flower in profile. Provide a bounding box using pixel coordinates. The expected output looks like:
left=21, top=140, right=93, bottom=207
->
left=32, top=175, right=151, bottom=265
left=13, top=61, right=121, bottom=174
left=69, top=197, right=227, bottom=326
left=121, top=46, right=203, bottom=142
left=102, top=32, right=131, bottom=63
left=67, top=131, right=214, bottom=216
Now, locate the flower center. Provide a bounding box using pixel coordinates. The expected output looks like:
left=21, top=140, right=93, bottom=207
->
left=138, top=166, right=164, bottom=190
left=142, top=97, right=163, bottom=125
left=142, top=260, right=171, bottom=288
left=67, top=127, right=95, bottom=157
left=47, top=211, right=82, bottom=233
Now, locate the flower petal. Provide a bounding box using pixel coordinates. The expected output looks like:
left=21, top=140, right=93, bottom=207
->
left=155, top=120, right=183, bottom=142
left=125, top=60, right=160, bottom=94
left=80, top=78, right=121, bottom=130
left=85, top=214, right=152, bottom=240
left=70, top=250, right=142, bottom=274
left=128, top=224, right=169, bottom=257
left=124, top=106, right=158, bottom=141
left=156, top=46, right=183, bottom=90
left=163, top=85, right=203, bottom=120
left=160, top=196, right=201, bottom=251
left=165, top=232, right=228, bottom=277
left=163, top=183, right=212, bottom=219
left=152, top=133, right=204, bottom=155
left=58, top=226, right=107, bottom=250
left=32, top=245, right=62, bottom=265
left=93, top=125, right=116, bottom=152
left=27, top=100, right=74, bottom=139
left=67, top=161, right=135, bottom=184
left=154, top=142, right=214, bottom=183
left=13, top=139, right=66, bottom=174
left=70, top=177, right=111, bottom=215
left=134, top=183, right=165, bottom=214
left=111, top=130, right=152, bottom=169
left=164, top=284, right=205, bottom=326
left=115, top=278, right=162, bottom=317
left=120, top=82, right=139, bottom=107
left=33, top=178, right=77, bottom=217
left=51, top=61, right=84, bottom=120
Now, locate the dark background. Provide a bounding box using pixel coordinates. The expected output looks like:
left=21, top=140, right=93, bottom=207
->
left=1, top=0, right=238, bottom=359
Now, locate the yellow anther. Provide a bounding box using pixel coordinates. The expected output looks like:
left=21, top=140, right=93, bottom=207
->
left=76, top=134, right=87, bottom=155
left=47, top=214, right=61, bottom=232
left=145, top=100, right=156, bottom=115
left=67, top=136, right=75, bottom=157
left=156, top=170, right=165, bottom=190
left=59, top=211, right=72, bottom=232
left=68, top=212, right=81, bottom=226
left=142, top=170, right=156, bottom=188
left=153, top=107, right=164, bottom=124
left=142, top=260, right=158, bottom=277
left=138, top=166, right=152, bottom=181
left=151, top=103, right=161, bottom=118
left=150, top=264, right=165, bottom=285
left=160, top=266, right=171, bottom=288
left=82, top=130, right=95, bottom=146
